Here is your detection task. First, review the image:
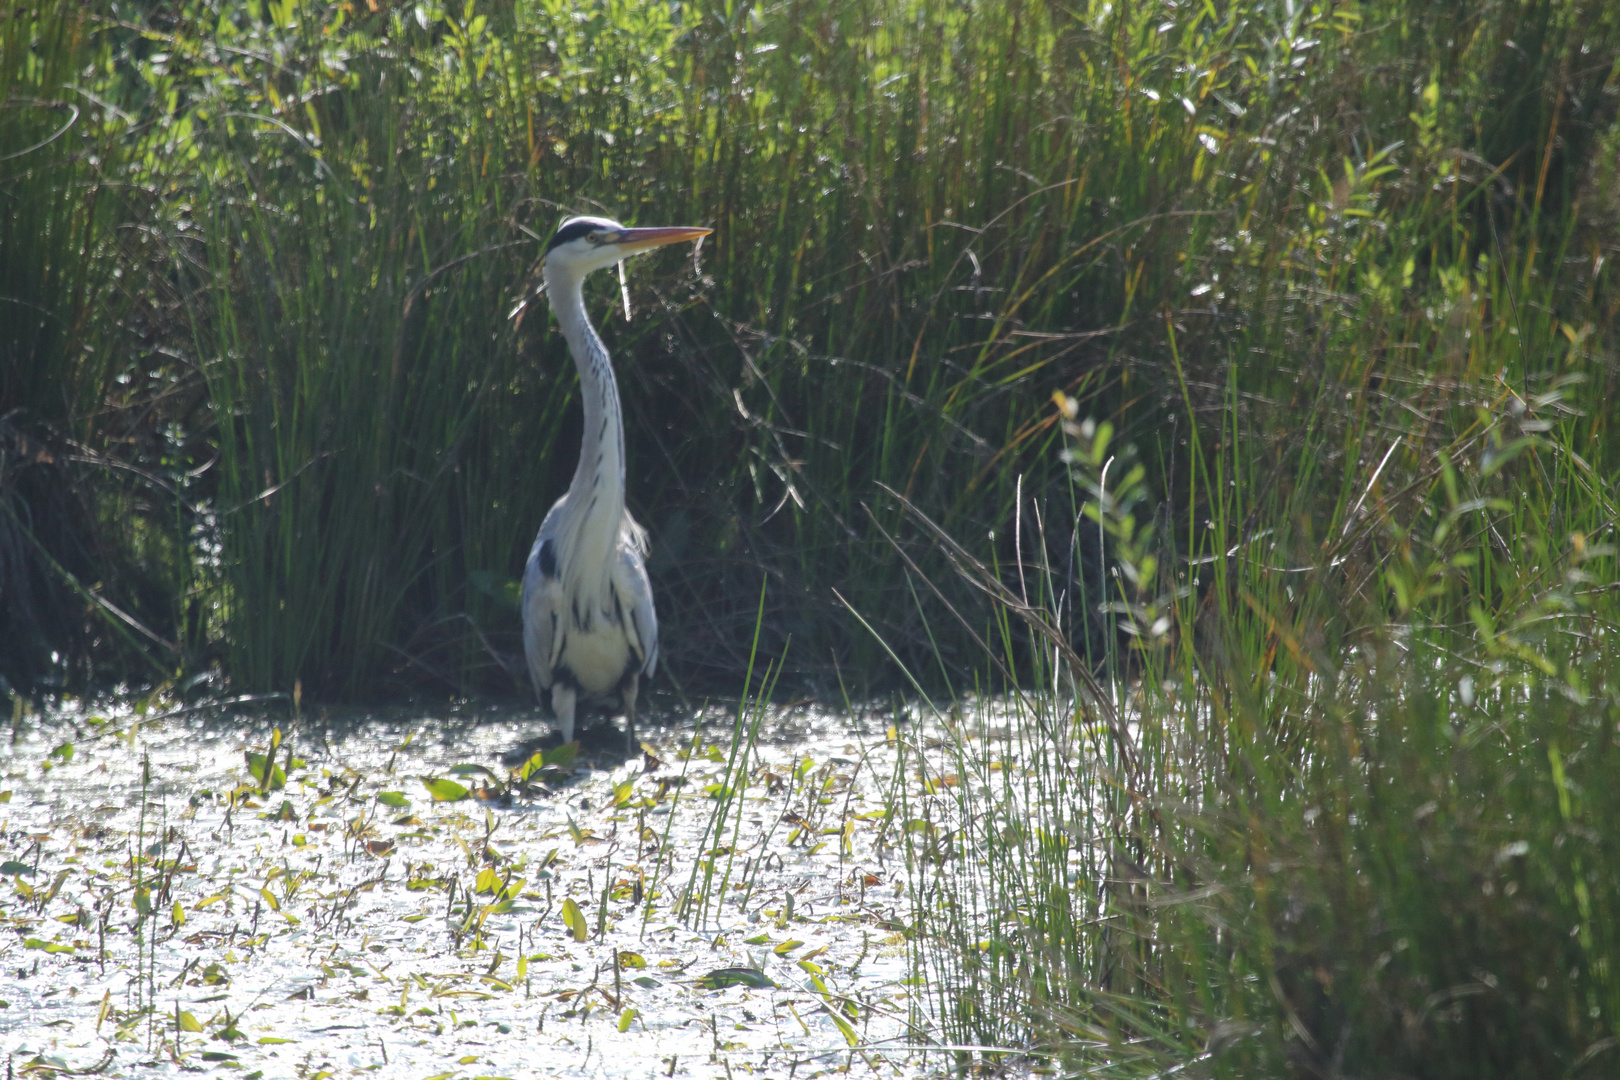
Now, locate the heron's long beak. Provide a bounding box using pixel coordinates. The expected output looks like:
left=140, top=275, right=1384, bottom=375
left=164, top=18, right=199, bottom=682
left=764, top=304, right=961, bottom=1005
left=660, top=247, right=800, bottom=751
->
left=610, top=226, right=712, bottom=254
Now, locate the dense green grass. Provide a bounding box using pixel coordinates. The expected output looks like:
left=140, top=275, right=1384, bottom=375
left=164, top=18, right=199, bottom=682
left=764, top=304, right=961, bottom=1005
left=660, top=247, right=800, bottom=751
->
left=5, top=0, right=1620, bottom=1073
left=12, top=0, right=1615, bottom=703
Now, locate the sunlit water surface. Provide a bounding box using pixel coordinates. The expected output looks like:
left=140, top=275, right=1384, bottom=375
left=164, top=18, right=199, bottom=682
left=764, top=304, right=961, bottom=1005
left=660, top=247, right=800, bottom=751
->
left=0, top=700, right=975, bottom=1078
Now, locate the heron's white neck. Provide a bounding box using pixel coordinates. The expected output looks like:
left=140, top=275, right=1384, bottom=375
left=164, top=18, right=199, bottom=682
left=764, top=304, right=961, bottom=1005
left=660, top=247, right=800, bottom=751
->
left=545, top=262, right=627, bottom=584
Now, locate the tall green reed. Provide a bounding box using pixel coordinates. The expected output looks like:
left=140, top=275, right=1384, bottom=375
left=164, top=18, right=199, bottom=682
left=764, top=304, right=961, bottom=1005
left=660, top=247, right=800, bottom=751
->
left=866, top=0, right=1620, bottom=1072
left=0, top=2, right=200, bottom=691
left=106, top=0, right=1441, bottom=697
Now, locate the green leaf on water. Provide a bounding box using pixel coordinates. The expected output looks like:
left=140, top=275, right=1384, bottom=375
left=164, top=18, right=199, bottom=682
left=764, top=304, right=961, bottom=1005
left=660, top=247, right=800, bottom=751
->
left=695, top=966, right=775, bottom=990
left=561, top=897, right=588, bottom=942
left=544, top=741, right=579, bottom=769
left=244, top=752, right=285, bottom=791
left=176, top=1010, right=203, bottom=1032
left=257, top=1036, right=294, bottom=1045
left=49, top=742, right=73, bottom=763
left=825, top=1004, right=858, bottom=1046
left=421, top=777, right=469, bottom=802
left=0, top=861, right=35, bottom=875
left=517, top=741, right=581, bottom=781
left=377, top=791, right=408, bottom=808
left=633, top=976, right=660, bottom=989
left=616, top=950, right=647, bottom=969
left=773, top=939, right=805, bottom=955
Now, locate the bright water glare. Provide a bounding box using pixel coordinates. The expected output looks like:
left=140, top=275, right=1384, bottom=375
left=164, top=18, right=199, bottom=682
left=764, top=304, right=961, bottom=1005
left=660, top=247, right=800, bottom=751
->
left=0, top=701, right=961, bottom=1078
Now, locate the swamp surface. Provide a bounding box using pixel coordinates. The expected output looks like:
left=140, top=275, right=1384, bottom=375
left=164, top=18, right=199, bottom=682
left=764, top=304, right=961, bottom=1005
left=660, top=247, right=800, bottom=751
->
left=0, top=701, right=1010, bottom=1079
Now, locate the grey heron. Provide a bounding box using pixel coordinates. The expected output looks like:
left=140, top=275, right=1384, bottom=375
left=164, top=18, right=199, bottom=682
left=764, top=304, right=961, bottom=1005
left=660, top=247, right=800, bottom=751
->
left=520, top=215, right=710, bottom=752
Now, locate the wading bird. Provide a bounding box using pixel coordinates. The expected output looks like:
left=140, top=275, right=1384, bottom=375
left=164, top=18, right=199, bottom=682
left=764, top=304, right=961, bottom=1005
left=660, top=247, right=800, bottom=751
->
left=520, top=216, right=710, bottom=752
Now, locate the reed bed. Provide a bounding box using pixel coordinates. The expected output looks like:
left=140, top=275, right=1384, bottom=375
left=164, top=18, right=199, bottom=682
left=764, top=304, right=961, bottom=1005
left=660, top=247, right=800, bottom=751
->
left=5, top=0, right=1620, bottom=1073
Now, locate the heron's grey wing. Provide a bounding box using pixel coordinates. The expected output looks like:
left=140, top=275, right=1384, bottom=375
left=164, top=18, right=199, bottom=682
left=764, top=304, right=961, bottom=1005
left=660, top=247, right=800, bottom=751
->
left=617, top=546, right=659, bottom=680
left=521, top=533, right=559, bottom=697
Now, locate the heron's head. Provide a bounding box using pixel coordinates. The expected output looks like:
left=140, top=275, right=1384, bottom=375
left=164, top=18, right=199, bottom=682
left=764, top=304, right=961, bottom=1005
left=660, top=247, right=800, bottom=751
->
left=542, top=216, right=711, bottom=280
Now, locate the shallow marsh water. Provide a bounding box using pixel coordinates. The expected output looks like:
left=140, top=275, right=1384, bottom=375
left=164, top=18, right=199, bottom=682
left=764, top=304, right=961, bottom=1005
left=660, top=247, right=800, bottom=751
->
left=0, top=700, right=988, bottom=1079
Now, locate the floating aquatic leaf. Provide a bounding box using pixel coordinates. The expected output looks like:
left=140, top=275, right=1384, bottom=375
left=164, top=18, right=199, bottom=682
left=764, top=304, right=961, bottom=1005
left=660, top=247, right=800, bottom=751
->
left=616, top=950, right=647, bottom=970
left=216, top=1010, right=245, bottom=1041
left=617, top=1007, right=640, bottom=1032
left=695, top=966, right=775, bottom=990
left=0, top=860, right=35, bottom=875
left=633, top=975, right=660, bottom=989
left=377, top=791, right=409, bottom=808
left=825, top=1005, right=858, bottom=1045
left=176, top=1010, right=203, bottom=1032
left=773, top=939, right=804, bottom=955
left=244, top=752, right=285, bottom=791
left=561, top=897, right=588, bottom=941
left=422, top=777, right=470, bottom=802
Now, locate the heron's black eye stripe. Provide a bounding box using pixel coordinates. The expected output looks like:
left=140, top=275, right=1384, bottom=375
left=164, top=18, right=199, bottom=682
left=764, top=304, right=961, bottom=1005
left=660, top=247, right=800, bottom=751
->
left=545, top=219, right=601, bottom=253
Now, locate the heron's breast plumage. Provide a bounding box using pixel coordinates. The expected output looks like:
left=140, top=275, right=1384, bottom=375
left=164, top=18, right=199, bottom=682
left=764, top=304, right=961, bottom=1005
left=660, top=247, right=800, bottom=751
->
left=522, top=509, right=655, bottom=701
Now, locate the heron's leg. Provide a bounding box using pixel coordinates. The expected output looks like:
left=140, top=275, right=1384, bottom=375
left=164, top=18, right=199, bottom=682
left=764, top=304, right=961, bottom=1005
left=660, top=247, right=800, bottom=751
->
left=551, top=683, right=577, bottom=744
left=622, top=675, right=639, bottom=756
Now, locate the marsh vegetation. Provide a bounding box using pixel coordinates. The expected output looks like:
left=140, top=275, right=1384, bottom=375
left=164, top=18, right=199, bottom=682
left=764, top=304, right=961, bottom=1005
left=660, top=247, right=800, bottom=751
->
left=3, top=0, right=1619, bottom=1075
